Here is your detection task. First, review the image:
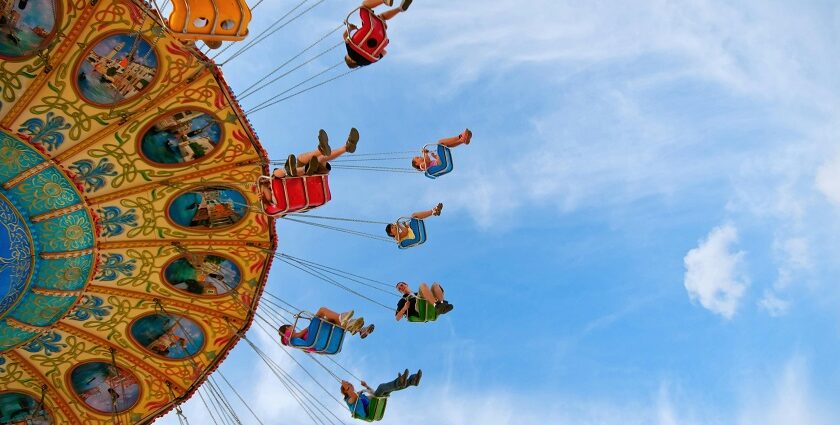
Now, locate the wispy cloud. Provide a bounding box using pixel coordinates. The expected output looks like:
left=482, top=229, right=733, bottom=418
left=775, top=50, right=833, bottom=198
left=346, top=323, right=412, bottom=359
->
left=760, top=237, right=813, bottom=316
left=382, top=356, right=836, bottom=425
left=736, top=356, right=838, bottom=425
left=816, top=151, right=840, bottom=208
left=683, top=224, right=748, bottom=318
left=387, top=0, right=840, bottom=228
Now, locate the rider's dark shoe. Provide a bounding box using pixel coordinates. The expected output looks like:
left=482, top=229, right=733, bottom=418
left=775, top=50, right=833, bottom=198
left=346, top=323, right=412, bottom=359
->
left=346, top=127, right=360, bottom=153
left=284, top=154, right=298, bottom=177
left=318, top=129, right=331, bottom=156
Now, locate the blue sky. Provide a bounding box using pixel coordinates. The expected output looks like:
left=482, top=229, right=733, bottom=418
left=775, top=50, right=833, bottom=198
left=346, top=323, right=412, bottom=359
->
left=159, top=1, right=840, bottom=424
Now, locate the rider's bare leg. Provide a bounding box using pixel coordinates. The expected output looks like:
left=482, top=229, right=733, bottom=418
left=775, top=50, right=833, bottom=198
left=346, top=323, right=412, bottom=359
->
left=379, top=8, right=402, bottom=20
left=430, top=283, right=445, bottom=302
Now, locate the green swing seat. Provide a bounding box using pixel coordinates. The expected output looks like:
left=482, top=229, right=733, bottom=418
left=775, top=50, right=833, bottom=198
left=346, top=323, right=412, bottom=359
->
left=407, top=298, right=438, bottom=323
left=352, top=395, right=388, bottom=422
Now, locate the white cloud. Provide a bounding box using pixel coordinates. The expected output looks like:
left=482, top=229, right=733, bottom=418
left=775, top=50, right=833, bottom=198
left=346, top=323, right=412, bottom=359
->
left=759, top=291, right=790, bottom=317
left=383, top=356, right=837, bottom=425
left=385, top=0, right=840, bottom=231
left=683, top=224, right=749, bottom=318
left=736, top=356, right=837, bottom=425
left=816, top=152, right=840, bottom=208
left=759, top=237, right=813, bottom=316
left=397, top=0, right=840, bottom=106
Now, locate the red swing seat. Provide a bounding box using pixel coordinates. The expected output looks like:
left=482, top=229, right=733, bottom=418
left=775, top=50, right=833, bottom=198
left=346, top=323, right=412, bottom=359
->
left=257, top=175, right=331, bottom=217
left=344, top=7, right=390, bottom=64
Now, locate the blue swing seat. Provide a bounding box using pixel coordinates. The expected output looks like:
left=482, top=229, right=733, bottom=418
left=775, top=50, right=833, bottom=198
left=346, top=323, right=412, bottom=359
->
left=289, top=316, right=346, bottom=355
left=396, top=217, right=426, bottom=249
left=423, top=144, right=454, bottom=179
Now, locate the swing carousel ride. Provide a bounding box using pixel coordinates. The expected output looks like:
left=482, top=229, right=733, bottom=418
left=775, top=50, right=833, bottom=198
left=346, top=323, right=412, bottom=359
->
left=0, top=0, right=459, bottom=423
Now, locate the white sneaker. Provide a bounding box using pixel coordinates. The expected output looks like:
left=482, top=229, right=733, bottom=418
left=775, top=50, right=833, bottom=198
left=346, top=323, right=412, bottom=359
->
left=346, top=317, right=365, bottom=333
left=339, top=311, right=354, bottom=327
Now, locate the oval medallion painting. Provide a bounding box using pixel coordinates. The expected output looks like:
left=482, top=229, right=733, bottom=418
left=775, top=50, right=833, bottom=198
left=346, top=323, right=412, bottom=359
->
left=130, top=313, right=205, bottom=359
left=167, top=186, right=248, bottom=230
left=140, top=110, right=223, bottom=165
left=164, top=253, right=242, bottom=296
left=69, top=362, right=141, bottom=413
left=0, top=392, right=51, bottom=424
left=0, top=0, right=58, bottom=59
left=76, top=33, right=158, bottom=106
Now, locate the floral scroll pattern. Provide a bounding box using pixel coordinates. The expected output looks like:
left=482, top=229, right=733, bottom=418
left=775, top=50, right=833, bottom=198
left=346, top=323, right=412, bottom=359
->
left=67, top=295, right=112, bottom=322
left=96, top=206, right=137, bottom=237
left=68, top=158, right=117, bottom=192
left=18, top=112, right=72, bottom=151
left=94, top=253, right=136, bottom=281
left=22, top=332, right=67, bottom=356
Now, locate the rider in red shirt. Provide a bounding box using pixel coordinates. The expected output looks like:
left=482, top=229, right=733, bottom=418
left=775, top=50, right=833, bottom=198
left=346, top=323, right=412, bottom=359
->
left=344, top=0, right=413, bottom=68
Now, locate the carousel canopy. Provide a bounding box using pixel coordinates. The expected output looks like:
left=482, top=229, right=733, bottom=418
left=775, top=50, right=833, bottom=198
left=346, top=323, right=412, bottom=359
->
left=0, top=0, right=275, bottom=423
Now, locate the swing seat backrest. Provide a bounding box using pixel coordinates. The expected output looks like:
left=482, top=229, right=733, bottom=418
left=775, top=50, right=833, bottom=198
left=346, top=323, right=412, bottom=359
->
left=285, top=178, right=307, bottom=211
left=289, top=318, right=346, bottom=355
left=407, top=298, right=438, bottom=323
left=345, top=7, right=390, bottom=64
left=168, top=0, right=252, bottom=42
left=259, top=175, right=332, bottom=217
left=304, top=175, right=331, bottom=207
left=396, top=218, right=426, bottom=249
left=289, top=317, right=323, bottom=349
left=423, top=144, right=454, bottom=179
left=352, top=395, right=388, bottom=422
left=312, top=320, right=346, bottom=354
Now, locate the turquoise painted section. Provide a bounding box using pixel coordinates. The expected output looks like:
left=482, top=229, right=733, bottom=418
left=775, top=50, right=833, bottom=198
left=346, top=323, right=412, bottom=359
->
left=8, top=167, right=83, bottom=217
left=9, top=292, right=79, bottom=327
left=31, top=209, right=95, bottom=253
left=0, top=322, right=38, bottom=351
left=0, top=129, right=96, bottom=354
left=34, top=254, right=94, bottom=291
left=0, top=133, right=45, bottom=182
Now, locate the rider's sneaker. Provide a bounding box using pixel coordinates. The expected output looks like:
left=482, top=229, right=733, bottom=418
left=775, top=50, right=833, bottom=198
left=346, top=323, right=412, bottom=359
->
left=304, top=157, right=321, bottom=175
left=397, top=369, right=409, bottom=388
left=284, top=154, right=298, bottom=177
left=435, top=301, right=454, bottom=315
left=360, top=324, right=375, bottom=339
left=400, top=0, right=412, bottom=12
left=409, top=369, right=422, bottom=386
left=345, top=127, right=360, bottom=153
left=346, top=317, right=365, bottom=333
left=338, top=311, right=354, bottom=327
left=317, top=129, right=331, bottom=156
left=461, top=128, right=473, bottom=144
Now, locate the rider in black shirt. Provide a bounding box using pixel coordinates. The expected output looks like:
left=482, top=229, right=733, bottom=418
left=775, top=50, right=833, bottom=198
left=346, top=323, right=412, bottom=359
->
left=394, top=281, right=453, bottom=321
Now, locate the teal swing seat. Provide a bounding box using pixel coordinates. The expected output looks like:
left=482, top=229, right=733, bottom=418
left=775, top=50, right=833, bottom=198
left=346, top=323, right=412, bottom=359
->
left=423, top=143, right=454, bottom=179
left=288, top=312, right=346, bottom=355
left=395, top=217, right=426, bottom=249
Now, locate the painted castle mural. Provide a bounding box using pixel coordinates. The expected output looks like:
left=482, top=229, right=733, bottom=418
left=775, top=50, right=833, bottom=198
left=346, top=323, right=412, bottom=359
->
left=167, top=186, right=247, bottom=230
left=140, top=110, right=223, bottom=165
left=0, top=0, right=57, bottom=58
left=76, top=33, right=158, bottom=106
left=164, top=253, right=242, bottom=296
